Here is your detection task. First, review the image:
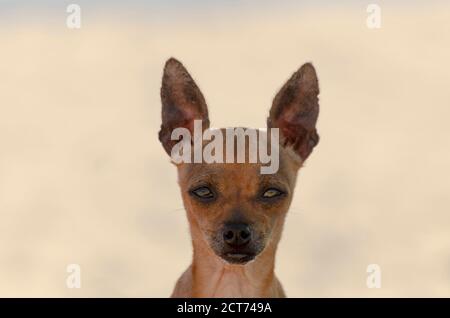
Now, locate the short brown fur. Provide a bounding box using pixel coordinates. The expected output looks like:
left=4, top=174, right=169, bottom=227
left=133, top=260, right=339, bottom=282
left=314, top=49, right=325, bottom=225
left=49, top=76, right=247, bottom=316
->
left=159, top=58, right=320, bottom=297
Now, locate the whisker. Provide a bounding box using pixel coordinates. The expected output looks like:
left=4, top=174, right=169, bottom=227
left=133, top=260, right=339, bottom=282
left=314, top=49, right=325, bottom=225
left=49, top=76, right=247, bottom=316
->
left=288, top=209, right=305, bottom=215
left=168, top=207, right=186, bottom=213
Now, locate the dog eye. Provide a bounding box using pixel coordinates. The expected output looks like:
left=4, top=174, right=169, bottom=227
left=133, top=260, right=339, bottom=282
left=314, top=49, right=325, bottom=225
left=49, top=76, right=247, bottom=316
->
left=191, top=186, right=215, bottom=200
left=262, top=188, right=284, bottom=199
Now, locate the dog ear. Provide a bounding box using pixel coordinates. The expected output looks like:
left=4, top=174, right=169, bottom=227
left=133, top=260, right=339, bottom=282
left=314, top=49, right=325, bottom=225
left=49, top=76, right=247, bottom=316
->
left=159, top=58, right=210, bottom=156
left=267, top=63, right=319, bottom=162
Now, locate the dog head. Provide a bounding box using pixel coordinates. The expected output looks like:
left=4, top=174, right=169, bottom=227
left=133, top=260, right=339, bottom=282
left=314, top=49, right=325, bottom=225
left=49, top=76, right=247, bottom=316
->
left=159, top=58, right=319, bottom=264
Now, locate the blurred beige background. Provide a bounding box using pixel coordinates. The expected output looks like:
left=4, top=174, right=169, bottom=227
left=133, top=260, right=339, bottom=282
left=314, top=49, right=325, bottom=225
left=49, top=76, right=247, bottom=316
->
left=0, top=1, right=449, bottom=297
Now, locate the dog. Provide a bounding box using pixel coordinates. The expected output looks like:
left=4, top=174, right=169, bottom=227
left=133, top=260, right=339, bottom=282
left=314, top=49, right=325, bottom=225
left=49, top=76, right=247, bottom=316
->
left=158, top=58, right=320, bottom=297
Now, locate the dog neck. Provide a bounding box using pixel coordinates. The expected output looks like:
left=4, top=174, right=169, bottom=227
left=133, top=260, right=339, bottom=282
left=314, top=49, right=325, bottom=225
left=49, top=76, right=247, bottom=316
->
left=187, top=216, right=284, bottom=298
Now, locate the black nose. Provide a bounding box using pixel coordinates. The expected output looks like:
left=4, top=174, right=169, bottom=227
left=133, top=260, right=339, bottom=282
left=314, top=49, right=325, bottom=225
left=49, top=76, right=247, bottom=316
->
left=222, top=223, right=251, bottom=247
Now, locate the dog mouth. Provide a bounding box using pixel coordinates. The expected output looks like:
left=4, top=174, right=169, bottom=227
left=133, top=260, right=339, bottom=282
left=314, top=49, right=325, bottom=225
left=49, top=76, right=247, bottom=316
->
left=220, top=252, right=256, bottom=264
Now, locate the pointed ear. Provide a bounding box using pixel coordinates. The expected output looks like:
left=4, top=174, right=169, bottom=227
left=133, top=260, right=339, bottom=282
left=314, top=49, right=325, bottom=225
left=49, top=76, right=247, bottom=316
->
left=267, top=63, right=320, bottom=162
left=159, top=58, right=210, bottom=156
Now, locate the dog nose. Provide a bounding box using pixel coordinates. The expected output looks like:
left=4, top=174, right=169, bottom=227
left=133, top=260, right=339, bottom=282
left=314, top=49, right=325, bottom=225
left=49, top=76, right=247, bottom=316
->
left=222, top=223, right=251, bottom=247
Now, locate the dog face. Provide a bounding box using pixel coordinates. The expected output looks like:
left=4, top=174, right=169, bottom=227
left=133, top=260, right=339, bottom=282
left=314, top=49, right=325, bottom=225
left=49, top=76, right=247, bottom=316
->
left=176, top=148, right=300, bottom=264
left=159, top=58, right=319, bottom=265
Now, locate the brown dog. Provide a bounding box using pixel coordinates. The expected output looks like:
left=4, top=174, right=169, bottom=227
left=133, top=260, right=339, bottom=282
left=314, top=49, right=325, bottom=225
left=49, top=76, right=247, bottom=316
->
left=159, top=58, right=320, bottom=297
